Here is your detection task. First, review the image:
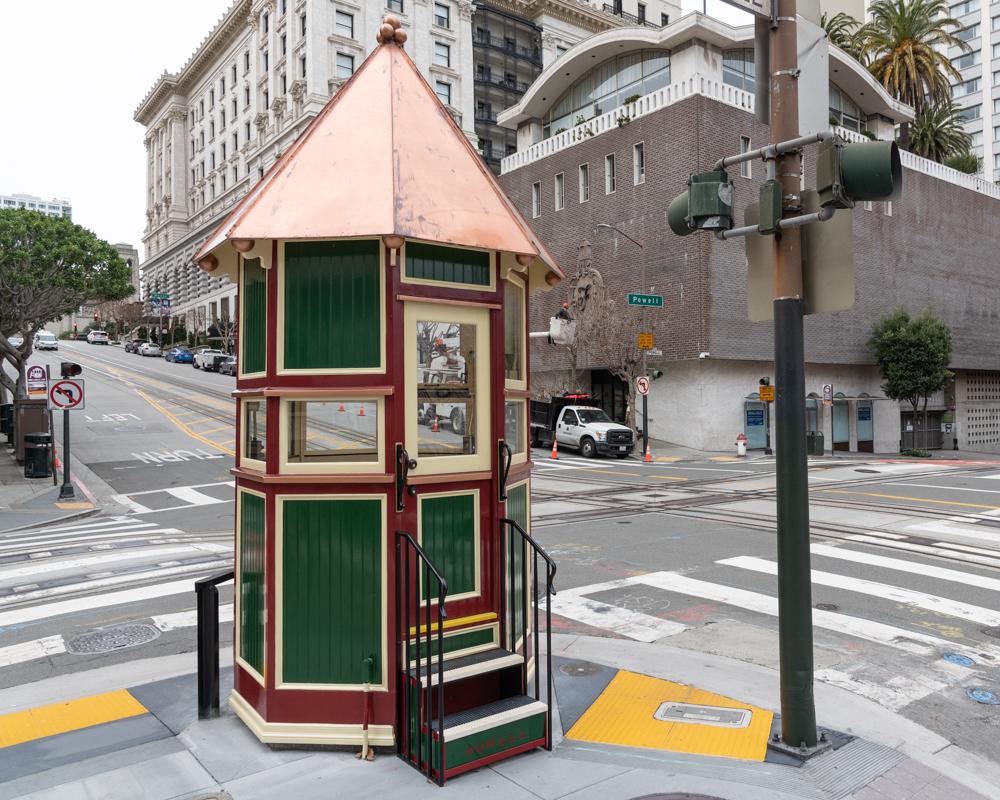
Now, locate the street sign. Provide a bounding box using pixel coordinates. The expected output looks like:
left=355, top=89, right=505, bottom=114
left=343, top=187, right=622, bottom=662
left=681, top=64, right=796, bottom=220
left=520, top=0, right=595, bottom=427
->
left=152, top=292, right=170, bottom=300
left=27, top=365, right=46, bottom=382
left=719, top=0, right=771, bottom=17
left=822, top=383, right=833, bottom=406
left=646, top=348, right=663, bottom=356
left=628, top=293, right=664, bottom=308
left=637, top=333, right=654, bottom=350
left=27, top=365, right=48, bottom=398
left=636, top=376, right=650, bottom=396
left=759, top=385, right=775, bottom=402
left=48, top=379, right=85, bottom=411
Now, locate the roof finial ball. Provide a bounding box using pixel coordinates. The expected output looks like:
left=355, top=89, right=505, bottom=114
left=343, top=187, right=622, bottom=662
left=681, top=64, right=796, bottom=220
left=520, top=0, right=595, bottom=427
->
left=376, top=14, right=407, bottom=46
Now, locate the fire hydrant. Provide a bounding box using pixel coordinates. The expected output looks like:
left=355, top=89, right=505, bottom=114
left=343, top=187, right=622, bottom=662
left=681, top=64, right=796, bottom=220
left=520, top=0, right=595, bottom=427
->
left=735, top=432, right=748, bottom=457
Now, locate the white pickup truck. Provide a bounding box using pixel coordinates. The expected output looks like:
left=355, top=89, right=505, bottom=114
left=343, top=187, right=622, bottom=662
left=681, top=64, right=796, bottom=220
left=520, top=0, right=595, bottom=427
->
left=530, top=396, right=635, bottom=458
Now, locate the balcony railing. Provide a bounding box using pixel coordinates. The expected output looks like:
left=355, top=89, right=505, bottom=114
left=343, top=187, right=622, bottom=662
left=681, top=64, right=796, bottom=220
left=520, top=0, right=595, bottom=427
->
left=475, top=110, right=499, bottom=123
left=474, top=75, right=530, bottom=94
left=602, top=4, right=663, bottom=28
left=474, top=32, right=542, bottom=64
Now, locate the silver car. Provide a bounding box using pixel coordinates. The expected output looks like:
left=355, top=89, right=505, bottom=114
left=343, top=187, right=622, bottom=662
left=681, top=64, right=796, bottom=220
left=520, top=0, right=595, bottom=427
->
left=139, top=342, right=162, bottom=357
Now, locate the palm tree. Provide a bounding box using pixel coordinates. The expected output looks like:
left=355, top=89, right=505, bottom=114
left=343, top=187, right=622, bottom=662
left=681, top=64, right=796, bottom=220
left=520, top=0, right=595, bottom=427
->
left=821, top=11, right=863, bottom=59
left=909, top=99, right=972, bottom=162
left=943, top=150, right=982, bottom=174
left=857, top=0, right=970, bottom=146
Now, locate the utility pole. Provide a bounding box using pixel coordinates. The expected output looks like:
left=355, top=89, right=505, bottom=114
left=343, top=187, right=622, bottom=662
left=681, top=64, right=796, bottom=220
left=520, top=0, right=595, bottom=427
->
left=768, top=0, right=817, bottom=749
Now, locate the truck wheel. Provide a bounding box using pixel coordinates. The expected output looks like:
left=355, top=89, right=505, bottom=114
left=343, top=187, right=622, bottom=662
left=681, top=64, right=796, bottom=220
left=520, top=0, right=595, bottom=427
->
left=580, top=438, right=597, bottom=459
left=451, top=408, right=466, bottom=435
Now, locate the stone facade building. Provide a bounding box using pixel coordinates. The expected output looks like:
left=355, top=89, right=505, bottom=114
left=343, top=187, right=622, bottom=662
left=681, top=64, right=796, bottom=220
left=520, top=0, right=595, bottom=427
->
left=498, top=14, right=1000, bottom=454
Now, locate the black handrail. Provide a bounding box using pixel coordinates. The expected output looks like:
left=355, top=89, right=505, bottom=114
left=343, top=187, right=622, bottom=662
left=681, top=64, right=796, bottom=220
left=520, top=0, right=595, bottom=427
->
left=498, top=518, right=557, bottom=750
left=498, top=440, right=513, bottom=502
left=395, top=531, right=448, bottom=785
left=196, top=569, right=234, bottom=719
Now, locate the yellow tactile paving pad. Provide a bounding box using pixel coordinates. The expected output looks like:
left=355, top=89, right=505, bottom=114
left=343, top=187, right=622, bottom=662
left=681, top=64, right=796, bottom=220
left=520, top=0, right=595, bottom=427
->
left=0, top=690, right=147, bottom=749
left=566, top=670, right=773, bottom=761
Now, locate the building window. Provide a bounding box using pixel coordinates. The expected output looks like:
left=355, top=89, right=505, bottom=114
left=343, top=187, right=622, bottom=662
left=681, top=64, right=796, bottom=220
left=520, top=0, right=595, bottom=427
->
left=221, top=110, right=226, bottom=129
left=554, top=173, right=565, bottom=210
left=200, top=130, right=205, bottom=148
left=210, top=88, right=215, bottom=107
left=829, top=84, right=863, bottom=131
left=221, top=77, right=226, bottom=95
left=199, top=99, right=205, bottom=118
left=262, top=10, right=269, bottom=32
left=949, top=0, right=979, bottom=15
left=263, top=50, right=269, bottom=72
left=954, top=77, right=981, bottom=97
left=435, top=80, right=452, bottom=105
left=638, top=2, right=646, bottom=22
left=232, top=63, right=237, bottom=84
left=579, top=163, right=590, bottom=202
left=280, top=73, right=287, bottom=93
left=956, top=22, right=980, bottom=39
left=233, top=131, right=238, bottom=151
left=633, top=142, right=645, bottom=185
left=245, top=121, right=251, bottom=140
left=952, top=49, right=980, bottom=69
left=335, top=10, right=353, bottom=38
left=388, top=0, right=403, bottom=12
left=263, top=89, right=270, bottom=109
left=531, top=182, right=541, bottom=218
left=957, top=103, right=981, bottom=120
left=280, top=0, right=287, bottom=13
left=245, top=86, right=250, bottom=107
left=661, top=13, right=669, bottom=25
left=244, top=50, right=250, bottom=73
left=336, top=52, right=355, bottom=79
left=740, top=136, right=752, bottom=179
left=300, top=55, right=307, bottom=78
left=232, top=98, right=237, bottom=117
left=435, top=41, right=451, bottom=67
left=221, top=142, right=227, bottom=160
left=722, top=49, right=755, bottom=93
left=434, top=2, right=450, bottom=28
left=605, top=154, right=616, bottom=194
left=280, top=33, right=286, bottom=56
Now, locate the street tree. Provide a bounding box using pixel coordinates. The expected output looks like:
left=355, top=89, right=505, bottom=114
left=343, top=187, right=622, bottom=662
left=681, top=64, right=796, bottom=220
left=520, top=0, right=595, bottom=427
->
left=868, top=309, right=952, bottom=449
left=909, top=99, right=973, bottom=164
left=0, top=209, right=132, bottom=403
left=95, top=298, right=144, bottom=337
left=214, top=315, right=238, bottom=355
left=821, top=11, right=863, bottom=59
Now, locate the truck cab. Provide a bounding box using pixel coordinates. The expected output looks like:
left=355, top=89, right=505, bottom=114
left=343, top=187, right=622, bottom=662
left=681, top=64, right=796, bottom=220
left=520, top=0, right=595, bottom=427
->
left=530, top=395, right=635, bottom=458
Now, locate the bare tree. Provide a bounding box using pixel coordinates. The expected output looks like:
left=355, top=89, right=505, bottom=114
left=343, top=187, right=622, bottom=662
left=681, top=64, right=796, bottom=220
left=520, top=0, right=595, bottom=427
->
left=95, top=299, right=144, bottom=336
left=217, top=315, right=237, bottom=354
left=585, top=296, right=650, bottom=429
left=562, top=241, right=608, bottom=391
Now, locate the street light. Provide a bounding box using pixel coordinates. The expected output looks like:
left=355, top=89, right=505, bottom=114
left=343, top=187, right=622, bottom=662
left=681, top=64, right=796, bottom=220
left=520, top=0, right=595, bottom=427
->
left=594, top=223, right=650, bottom=459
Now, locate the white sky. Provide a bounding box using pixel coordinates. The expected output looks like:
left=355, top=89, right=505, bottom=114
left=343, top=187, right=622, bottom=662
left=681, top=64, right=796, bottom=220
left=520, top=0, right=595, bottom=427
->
left=0, top=1, right=745, bottom=263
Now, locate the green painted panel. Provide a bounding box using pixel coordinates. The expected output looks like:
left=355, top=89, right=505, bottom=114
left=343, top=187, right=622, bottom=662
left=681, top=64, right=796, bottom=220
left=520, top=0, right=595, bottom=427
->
left=239, top=492, right=266, bottom=675
left=282, top=498, right=383, bottom=684
left=410, top=626, right=494, bottom=661
left=421, top=494, right=476, bottom=600
left=435, top=711, right=546, bottom=770
left=506, top=484, right=528, bottom=643
left=283, top=240, right=380, bottom=369
left=241, top=257, right=267, bottom=374
left=405, top=242, right=491, bottom=286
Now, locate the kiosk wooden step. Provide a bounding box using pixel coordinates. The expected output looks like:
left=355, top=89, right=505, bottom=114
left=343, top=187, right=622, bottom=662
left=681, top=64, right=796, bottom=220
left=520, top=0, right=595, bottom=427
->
left=408, top=647, right=523, bottom=687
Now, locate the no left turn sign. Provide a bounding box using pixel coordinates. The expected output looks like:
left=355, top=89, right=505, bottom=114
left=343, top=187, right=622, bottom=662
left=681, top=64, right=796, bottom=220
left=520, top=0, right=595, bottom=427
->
left=48, top=379, right=85, bottom=411
left=635, top=376, right=650, bottom=396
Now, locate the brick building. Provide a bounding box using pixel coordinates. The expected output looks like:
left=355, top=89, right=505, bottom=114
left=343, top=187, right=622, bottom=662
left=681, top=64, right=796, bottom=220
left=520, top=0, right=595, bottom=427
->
left=498, top=13, right=1000, bottom=454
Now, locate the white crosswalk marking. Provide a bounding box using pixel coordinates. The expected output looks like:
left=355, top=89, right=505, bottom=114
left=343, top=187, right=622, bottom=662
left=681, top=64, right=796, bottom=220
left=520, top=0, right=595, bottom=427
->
left=0, top=635, right=66, bottom=668
left=811, top=543, right=1000, bottom=591
left=111, top=480, right=235, bottom=515
left=0, top=545, right=211, bottom=582
left=845, top=534, right=1000, bottom=569
left=553, top=578, right=686, bottom=642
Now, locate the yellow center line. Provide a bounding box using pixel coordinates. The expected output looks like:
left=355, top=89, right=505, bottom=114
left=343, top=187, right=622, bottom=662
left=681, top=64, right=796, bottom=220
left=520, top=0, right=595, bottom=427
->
left=818, top=489, right=1000, bottom=510
left=196, top=425, right=234, bottom=435
left=136, top=389, right=235, bottom=456
left=650, top=475, right=690, bottom=481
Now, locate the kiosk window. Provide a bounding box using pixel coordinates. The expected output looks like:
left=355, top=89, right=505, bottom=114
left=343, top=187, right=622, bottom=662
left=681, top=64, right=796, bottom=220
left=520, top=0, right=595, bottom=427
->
left=287, top=400, right=378, bottom=463
left=417, top=320, right=478, bottom=456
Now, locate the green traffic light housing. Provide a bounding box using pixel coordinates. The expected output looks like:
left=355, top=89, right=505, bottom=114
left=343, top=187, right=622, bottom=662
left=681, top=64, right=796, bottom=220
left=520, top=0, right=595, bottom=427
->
left=61, top=362, right=82, bottom=378
left=667, top=170, right=735, bottom=236
left=648, top=369, right=664, bottom=380
left=817, top=137, right=902, bottom=209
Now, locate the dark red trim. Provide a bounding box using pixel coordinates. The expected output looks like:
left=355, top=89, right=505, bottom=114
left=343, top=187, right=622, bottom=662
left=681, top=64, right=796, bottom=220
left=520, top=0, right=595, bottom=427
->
left=442, top=737, right=547, bottom=780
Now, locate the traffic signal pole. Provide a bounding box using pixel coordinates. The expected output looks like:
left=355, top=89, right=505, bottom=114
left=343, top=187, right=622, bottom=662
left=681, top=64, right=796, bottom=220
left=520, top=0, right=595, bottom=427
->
left=769, top=0, right=818, bottom=749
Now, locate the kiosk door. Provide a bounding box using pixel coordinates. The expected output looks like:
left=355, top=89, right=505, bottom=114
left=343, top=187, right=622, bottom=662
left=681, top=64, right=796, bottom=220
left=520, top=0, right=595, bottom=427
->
left=744, top=401, right=767, bottom=450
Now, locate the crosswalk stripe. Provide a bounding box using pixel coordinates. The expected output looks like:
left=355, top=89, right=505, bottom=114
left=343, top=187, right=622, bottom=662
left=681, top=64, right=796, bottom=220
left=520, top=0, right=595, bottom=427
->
left=152, top=603, right=233, bottom=632
left=19, top=517, right=142, bottom=534
left=123, top=481, right=236, bottom=498
left=0, top=545, right=210, bottom=583
left=553, top=579, right=686, bottom=642
left=637, top=571, right=1000, bottom=661
left=163, top=486, right=229, bottom=506
left=0, top=520, right=157, bottom=541
left=718, top=556, right=1000, bottom=627
left=0, top=528, right=186, bottom=554
left=811, top=543, right=1000, bottom=592
left=814, top=667, right=947, bottom=713
left=0, top=636, right=66, bottom=668
left=845, top=535, right=1000, bottom=569
left=110, top=496, right=154, bottom=514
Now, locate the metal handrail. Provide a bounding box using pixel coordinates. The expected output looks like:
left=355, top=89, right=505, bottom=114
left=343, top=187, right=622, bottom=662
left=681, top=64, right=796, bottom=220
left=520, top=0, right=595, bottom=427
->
left=196, top=569, right=234, bottom=719
left=498, top=518, right=557, bottom=750
left=395, top=531, right=448, bottom=785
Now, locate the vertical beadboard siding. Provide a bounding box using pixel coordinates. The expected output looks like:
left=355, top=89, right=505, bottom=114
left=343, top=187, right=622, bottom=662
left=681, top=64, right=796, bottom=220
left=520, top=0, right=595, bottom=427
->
left=241, top=257, right=267, bottom=374
left=421, top=493, right=477, bottom=599
left=239, top=491, right=266, bottom=675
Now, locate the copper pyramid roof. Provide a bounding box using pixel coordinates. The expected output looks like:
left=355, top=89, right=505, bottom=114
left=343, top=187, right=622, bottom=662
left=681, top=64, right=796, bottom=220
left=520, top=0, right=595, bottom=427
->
left=195, top=29, right=561, bottom=287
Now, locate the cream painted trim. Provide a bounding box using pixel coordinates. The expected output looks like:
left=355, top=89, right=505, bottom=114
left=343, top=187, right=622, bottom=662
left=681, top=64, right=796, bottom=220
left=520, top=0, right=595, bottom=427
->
left=505, top=399, right=528, bottom=467
left=235, top=486, right=267, bottom=688
left=417, top=653, right=523, bottom=688
left=278, top=396, right=385, bottom=475
left=276, top=239, right=387, bottom=376
left=238, top=256, right=267, bottom=380
left=408, top=621, right=499, bottom=667
left=404, top=302, right=491, bottom=474
left=275, top=493, right=388, bottom=691
left=230, top=690, right=395, bottom=747
left=399, top=240, right=496, bottom=292
left=240, top=398, right=268, bottom=472
left=503, top=274, right=527, bottom=392
left=443, top=700, right=548, bottom=740
left=417, top=488, right=481, bottom=605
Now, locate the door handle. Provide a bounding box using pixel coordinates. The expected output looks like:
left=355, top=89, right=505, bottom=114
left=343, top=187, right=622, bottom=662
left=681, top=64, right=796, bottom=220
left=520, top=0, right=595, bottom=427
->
left=395, top=444, right=417, bottom=512
left=498, top=440, right=513, bottom=503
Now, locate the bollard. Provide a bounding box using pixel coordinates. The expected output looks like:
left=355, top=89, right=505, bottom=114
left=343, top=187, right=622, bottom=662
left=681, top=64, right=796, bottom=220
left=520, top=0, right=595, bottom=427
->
left=196, top=569, right=234, bottom=719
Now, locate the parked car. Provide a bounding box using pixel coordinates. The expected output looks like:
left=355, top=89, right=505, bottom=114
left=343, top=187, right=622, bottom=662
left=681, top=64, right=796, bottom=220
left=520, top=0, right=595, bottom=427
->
left=138, top=342, right=162, bottom=357
left=193, top=348, right=225, bottom=370
left=124, top=339, right=143, bottom=353
left=530, top=394, right=635, bottom=458
left=165, top=346, right=194, bottom=364
left=87, top=330, right=109, bottom=345
left=33, top=331, right=58, bottom=351
left=218, top=356, right=237, bottom=376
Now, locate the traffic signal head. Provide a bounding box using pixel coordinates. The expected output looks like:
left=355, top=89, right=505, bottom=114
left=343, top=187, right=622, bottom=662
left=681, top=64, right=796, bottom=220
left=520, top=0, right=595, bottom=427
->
left=648, top=369, right=664, bottom=380
left=759, top=377, right=770, bottom=386
left=61, top=362, right=82, bottom=378
left=817, top=137, right=901, bottom=209
left=72, top=323, right=78, bottom=333
left=667, top=170, right=735, bottom=236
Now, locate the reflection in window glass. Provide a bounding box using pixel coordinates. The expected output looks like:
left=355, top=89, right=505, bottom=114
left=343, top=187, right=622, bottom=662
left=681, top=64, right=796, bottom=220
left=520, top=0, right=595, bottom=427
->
left=417, top=320, right=477, bottom=456
left=504, top=281, right=524, bottom=383
left=505, top=401, right=525, bottom=455
left=244, top=400, right=267, bottom=462
left=287, top=401, right=377, bottom=463
left=722, top=49, right=755, bottom=93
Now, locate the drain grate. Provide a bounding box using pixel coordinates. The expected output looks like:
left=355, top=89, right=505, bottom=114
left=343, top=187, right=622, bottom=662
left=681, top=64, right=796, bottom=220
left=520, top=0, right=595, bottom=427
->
left=631, top=795, right=727, bottom=800
left=560, top=661, right=601, bottom=677
left=67, top=623, right=160, bottom=654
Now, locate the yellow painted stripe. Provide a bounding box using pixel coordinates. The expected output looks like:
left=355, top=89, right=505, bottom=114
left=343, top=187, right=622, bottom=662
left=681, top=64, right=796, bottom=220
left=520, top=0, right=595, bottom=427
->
left=409, top=612, right=497, bottom=636
left=54, top=502, right=94, bottom=510
left=709, top=456, right=743, bottom=462
left=195, top=425, right=234, bottom=435
left=650, top=475, right=690, bottom=482
left=566, top=670, right=772, bottom=761
left=819, top=489, right=1000, bottom=511
left=136, top=390, right=235, bottom=456
left=655, top=456, right=682, bottom=462
left=0, top=690, right=147, bottom=749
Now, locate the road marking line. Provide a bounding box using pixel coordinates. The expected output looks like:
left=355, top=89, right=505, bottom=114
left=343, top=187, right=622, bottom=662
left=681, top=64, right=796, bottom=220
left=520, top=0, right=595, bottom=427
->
left=0, top=546, right=202, bottom=582
left=719, top=556, right=1000, bottom=627
left=907, top=520, right=1000, bottom=543
left=0, top=635, right=66, bottom=668
left=929, top=541, right=1000, bottom=558
left=552, top=586, right=687, bottom=642
left=649, top=475, right=690, bottom=482
left=0, top=520, right=157, bottom=541
left=843, top=535, right=1000, bottom=570
left=152, top=603, right=233, bottom=632
left=109, top=495, right=155, bottom=514
left=193, top=425, right=232, bottom=435
left=819, top=489, right=1000, bottom=510
left=163, top=486, right=230, bottom=506
left=0, top=529, right=186, bottom=553
left=23, top=517, right=144, bottom=534
left=135, top=389, right=235, bottom=456
left=815, top=668, right=946, bottom=713
left=887, top=482, right=1000, bottom=495
left=119, top=481, right=236, bottom=498
left=811, top=543, right=1000, bottom=591
left=0, top=689, right=147, bottom=749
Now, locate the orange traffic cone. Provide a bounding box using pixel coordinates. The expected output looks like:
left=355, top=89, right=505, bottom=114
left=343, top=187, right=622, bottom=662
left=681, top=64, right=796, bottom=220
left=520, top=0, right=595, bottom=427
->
left=644, top=442, right=653, bottom=463
left=338, top=403, right=346, bottom=412
left=550, top=438, right=558, bottom=459
left=358, top=405, right=366, bottom=417
left=431, top=417, right=439, bottom=433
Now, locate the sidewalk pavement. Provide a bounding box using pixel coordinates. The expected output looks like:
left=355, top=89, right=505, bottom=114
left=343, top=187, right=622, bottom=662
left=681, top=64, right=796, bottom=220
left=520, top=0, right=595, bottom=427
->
left=1, top=633, right=996, bottom=800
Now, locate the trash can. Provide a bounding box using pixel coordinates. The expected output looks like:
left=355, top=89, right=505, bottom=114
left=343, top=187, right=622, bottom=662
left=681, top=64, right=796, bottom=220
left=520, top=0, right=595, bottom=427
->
left=23, top=432, right=52, bottom=478
left=0, top=403, right=12, bottom=439
left=807, top=431, right=824, bottom=456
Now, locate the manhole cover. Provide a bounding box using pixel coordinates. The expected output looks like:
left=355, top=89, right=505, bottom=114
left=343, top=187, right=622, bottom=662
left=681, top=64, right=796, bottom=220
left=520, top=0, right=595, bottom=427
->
left=67, top=624, right=160, bottom=654
left=855, top=468, right=880, bottom=474
left=559, top=661, right=601, bottom=677
left=943, top=652, right=975, bottom=667
left=966, top=687, right=1000, bottom=705
left=982, top=626, right=1000, bottom=639
left=630, top=795, right=727, bottom=799
left=816, top=603, right=839, bottom=612
left=654, top=702, right=751, bottom=729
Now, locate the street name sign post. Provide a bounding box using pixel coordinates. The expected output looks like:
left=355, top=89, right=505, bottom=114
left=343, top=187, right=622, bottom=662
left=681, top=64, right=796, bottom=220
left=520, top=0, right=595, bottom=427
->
left=628, top=293, right=664, bottom=308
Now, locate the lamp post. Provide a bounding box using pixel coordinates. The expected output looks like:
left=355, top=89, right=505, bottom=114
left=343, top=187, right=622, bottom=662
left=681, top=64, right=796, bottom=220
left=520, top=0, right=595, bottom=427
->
left=594, top=223, right=648, bottom=457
